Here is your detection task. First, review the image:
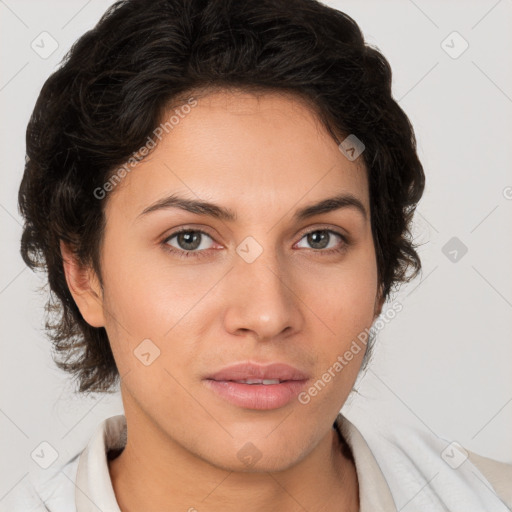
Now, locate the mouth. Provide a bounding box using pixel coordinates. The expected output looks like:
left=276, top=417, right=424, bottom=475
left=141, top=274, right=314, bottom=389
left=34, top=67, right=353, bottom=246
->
left=203, top=362, right=310, bottom=410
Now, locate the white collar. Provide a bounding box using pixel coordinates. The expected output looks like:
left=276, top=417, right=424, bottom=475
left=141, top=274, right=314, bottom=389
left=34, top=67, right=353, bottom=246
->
left=75, top=415, right=125, bottom=512
left=335, top=413, right=397, bottom=511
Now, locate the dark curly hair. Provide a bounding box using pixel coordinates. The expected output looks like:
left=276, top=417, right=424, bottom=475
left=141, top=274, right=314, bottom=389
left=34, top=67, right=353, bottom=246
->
left=18, top=0, right=425, bottom=395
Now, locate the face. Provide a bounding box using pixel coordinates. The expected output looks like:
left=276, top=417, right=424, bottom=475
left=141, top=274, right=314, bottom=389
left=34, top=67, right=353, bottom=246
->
left=74, top=89, right=383, bottom=472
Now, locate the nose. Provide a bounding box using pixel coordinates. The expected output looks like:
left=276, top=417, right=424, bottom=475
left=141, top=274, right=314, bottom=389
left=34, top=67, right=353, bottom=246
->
left=222, top=245, right=304, bottom=341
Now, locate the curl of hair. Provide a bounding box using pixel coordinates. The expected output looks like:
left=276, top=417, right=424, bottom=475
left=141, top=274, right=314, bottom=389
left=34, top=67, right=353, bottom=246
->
left=18, top=0, right=425, bottom=394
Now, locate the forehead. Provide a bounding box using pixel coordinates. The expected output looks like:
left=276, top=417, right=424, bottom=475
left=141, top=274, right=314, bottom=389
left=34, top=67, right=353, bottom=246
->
left=104, top=89, right=368, bottom=222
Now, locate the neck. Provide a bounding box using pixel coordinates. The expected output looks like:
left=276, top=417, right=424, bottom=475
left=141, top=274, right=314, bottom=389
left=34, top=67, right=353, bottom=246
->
left=108, top=416, right=359, bottom=512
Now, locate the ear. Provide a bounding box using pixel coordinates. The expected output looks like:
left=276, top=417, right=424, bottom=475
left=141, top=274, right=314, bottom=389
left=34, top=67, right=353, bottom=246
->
left=373, top=284, right=385, bottom=320
left=60, top=240, right=106, bottom=328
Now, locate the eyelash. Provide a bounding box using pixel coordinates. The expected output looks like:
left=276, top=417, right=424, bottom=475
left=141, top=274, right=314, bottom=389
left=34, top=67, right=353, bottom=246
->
left=161, top=227, right=350, bottom=260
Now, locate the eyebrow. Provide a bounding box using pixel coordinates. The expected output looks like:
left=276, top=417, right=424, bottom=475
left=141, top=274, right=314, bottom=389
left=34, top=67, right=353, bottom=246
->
left=137, top=192, right=367, bottom=222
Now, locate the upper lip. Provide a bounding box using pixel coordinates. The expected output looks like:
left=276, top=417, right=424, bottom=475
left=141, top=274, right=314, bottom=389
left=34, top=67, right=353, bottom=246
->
left=205, top=362, right=310, bottom=382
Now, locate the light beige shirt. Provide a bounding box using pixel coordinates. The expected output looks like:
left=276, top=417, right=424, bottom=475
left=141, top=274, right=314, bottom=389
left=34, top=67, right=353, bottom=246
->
left=8, top=414, right=512, bottom=511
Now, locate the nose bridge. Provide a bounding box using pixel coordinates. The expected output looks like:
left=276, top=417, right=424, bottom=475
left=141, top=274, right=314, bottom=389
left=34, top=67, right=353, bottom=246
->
left=222, top=235, right=302, bottom=339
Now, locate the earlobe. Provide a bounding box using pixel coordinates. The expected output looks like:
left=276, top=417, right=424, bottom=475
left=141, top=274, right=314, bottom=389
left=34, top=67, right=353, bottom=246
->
left=60, top=240, right=106, bottom=328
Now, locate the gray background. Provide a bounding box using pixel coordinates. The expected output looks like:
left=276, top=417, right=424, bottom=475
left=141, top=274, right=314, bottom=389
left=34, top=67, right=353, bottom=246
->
left=1, top=0, right=511, bottom=505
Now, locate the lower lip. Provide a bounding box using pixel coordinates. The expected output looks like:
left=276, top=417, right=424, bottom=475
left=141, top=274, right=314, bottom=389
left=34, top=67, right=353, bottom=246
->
left=203, top=379, right=308, bottom=410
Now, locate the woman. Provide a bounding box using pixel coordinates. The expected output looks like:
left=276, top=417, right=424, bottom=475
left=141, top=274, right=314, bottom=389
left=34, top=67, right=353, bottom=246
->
left=13, top=0, right=511, bottom=510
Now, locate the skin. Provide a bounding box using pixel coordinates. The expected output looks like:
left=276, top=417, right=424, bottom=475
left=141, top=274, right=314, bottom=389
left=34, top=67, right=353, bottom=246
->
left=61, top=89, right=384, bottom=512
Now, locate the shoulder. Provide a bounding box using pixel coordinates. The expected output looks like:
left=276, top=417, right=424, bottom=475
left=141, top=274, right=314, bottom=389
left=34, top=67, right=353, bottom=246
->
left=8, top=454, right=81, bottom=512
left=0, top=477, right=49, bottom=512
left=468, top=449, right=512, bottom=507
left=0, top=454, right=79, bottom=512
left=3, top=415, right=125, bottom=512
left=340, top=411, right=512, bottom=511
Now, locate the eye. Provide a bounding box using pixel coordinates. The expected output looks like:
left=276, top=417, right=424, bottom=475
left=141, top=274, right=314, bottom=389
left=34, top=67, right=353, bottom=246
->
left=161, top=227, right=349, bottom=260
left=163, top=229, right=216, bottom=258
left=295, top=229, right=347, bottom=253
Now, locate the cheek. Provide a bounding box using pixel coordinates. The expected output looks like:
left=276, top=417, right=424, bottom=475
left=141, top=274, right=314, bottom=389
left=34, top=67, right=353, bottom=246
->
left=100, top=260, right=205, bottom=408
left=300, top=253, right=378, bottom=337
left=299, top=284, right=374, bottom=414
left=295, top=252, right=378, bottom=392
left=101, top=240, right=212, bottom=334
left=99, top=246, right=226, bottom=390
